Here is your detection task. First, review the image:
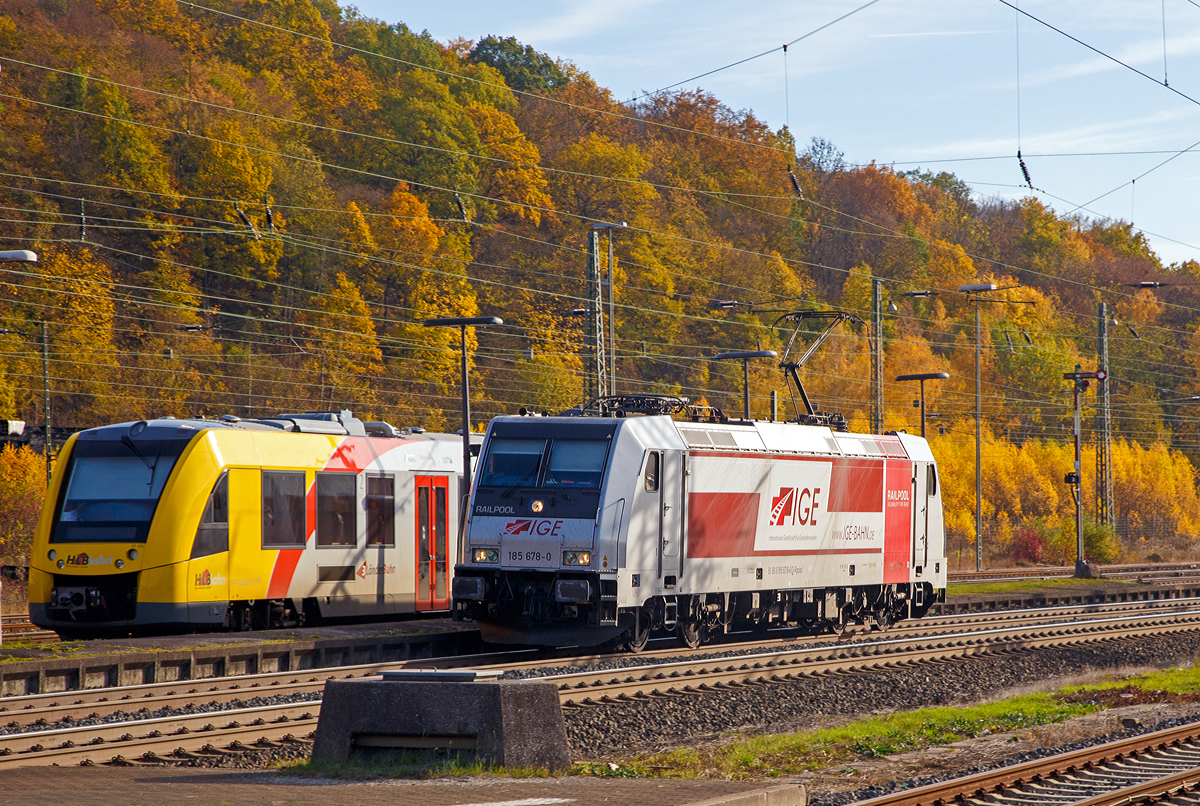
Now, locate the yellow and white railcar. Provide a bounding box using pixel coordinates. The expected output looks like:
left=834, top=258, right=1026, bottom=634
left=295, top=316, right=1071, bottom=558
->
left=29, top=411, right=467, bottom=638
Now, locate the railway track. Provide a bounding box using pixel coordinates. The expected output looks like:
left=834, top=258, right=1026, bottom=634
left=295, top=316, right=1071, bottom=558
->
left=949, top=562, right=1200, bottom=585
left=1, top=599, right=1199, bottom=769
left=851, top=718, right=1200, bottom=806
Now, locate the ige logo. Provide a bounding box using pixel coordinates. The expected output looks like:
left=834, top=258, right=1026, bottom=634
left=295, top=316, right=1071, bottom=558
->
left=502, top=519, right=564, bottom=537
left=770, top=487, right=822, bottom=527
left=194, top=569, right=227, bottom=587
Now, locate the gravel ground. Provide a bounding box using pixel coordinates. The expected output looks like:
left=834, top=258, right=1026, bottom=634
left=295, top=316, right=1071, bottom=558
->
left=0, top=691, right=322, bottom=737
left=564, top=630, right=1200, bottom=756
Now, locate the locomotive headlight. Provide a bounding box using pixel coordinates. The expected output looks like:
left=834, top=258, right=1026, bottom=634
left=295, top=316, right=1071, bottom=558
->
left=563, top=550, right=591, bottom=566
left=472, top=548, right=499, bottom=564
left=48, top=550, right=56, bottom=562
left=530, top=499, right=545, bottom=513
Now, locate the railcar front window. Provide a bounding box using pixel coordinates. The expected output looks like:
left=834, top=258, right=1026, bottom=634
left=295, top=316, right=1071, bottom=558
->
left=545, top=440, right=609, bottom=489
left=478, top=439, right=545, bottom=487
left=53, top=440, right=183, bottom=544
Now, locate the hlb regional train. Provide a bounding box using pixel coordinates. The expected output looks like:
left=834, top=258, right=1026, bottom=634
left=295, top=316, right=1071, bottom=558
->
left=452, top=311, right=948, bottom=649
left=29, top=410, right=470, bottom=638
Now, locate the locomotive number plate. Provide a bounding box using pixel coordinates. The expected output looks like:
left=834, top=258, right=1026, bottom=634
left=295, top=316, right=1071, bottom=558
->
left=502, top=541, right=558, bottom=568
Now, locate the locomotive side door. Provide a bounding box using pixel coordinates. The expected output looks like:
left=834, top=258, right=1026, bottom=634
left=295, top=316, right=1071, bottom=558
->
left=414, top=475, right=450, bottom=611
left=911, top=462, right=929, bottom=572
left=659, top=449, right=685, bottom=585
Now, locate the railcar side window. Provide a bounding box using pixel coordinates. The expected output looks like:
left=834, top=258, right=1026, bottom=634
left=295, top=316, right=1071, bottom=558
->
left=478, top=438, right=545, bottom=487
left=190, top=473, right=229, bottom=559
left=317, top=473, right=357, bottom=547
left=366, top=476, right=395, bottom=547
left=928, top=464, right=937, bottom=496
left=262, top=471, right=306, bottom=547
left=644, top=452, right=660, bottom=492
left=545, top=440, right=609, bottom=488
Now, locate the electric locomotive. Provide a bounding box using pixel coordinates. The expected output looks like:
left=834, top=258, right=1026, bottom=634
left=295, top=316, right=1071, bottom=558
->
left=452, top=311, right=948, bottom=649
left=29, top=410, right=471, bottom=638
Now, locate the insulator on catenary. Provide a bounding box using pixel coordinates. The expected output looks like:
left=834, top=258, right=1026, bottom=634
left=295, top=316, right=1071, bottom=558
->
left=263, top=195, right=275, bottom=231
left=454, top=193, right=470, bottom=222
left=1018, top=150, right=1033, bottom=188
left=234, top=203, right=261, bottom=241
left=1005, top=331, right=1015, bottom=353
left=1127, top=323, right=1142, bottom=340
left=787, top=167, right=804, bottom=200
left=1021, top=329, right=1033, bottom=346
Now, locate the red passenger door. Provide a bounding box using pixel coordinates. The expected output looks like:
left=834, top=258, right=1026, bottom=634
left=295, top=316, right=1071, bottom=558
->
left=414, top=476, right=450, bottom=611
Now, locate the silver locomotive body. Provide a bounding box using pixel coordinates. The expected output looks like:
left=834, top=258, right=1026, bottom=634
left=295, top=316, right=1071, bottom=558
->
left=453, top=413, right=946, bottom=648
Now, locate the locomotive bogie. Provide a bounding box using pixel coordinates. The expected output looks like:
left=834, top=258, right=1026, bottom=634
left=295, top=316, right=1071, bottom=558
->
left=455, top=415, right=947, bottom=647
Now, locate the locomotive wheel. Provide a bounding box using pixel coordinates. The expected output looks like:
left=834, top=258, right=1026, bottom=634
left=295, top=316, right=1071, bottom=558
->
left=827, top=618, right=845, bottom=636
left=677, top=619, right=703, bottom=649
left=625, top=611, right=652, bottom=653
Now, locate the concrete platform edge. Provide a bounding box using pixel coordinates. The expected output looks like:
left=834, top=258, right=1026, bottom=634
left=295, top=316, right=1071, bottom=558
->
left=683, top=783, right=807, bottom=806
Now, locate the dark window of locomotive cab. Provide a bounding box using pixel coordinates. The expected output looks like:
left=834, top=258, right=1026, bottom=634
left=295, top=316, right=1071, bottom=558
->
left=644, top=452, right=660, bottom=492
left=261, top=471, right=306, bottom=547
left=478, top=438, right=546, bottom=487
left=365, top=475, right=395, bottom=547
left=927, top=464, right=937, bottom=496
left=191, top=472, right=229, bottom=559
left=545, top=440, right=610, bottom=489
left=317, top=472, right=357, bottom=547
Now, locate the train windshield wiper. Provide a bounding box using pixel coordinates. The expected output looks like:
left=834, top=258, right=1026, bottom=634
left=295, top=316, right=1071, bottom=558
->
left=500, top=464, right=539, bottom=499
left=120, top=436, right=161, bottom=495
left=543, top=470, right=571, bottom=501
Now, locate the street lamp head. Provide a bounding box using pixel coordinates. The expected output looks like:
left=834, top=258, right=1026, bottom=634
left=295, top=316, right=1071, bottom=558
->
left=958, top=283, right=998, bottom=293
left=713, top=350, right=778, bottom=361
left=591, top=221, right=628, bottom=230
left=423, top=316, right=504, bottom=328
left=886, top=301, right=899, bottom=313
left=896, top=372, right=950, bottom=382
left=0, top=250, right=37, bottom=263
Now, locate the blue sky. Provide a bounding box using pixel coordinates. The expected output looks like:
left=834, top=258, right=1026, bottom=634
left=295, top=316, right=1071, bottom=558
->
left=348, top=1, right=1200, bottom=267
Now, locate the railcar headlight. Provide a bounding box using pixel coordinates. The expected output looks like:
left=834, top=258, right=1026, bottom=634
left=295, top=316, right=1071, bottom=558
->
left=530, top=499, right=545, bottom=513
left=56, top=559, right=64, bottom=569
left=472, top=548, right=499, bottom=564
left=48, top=550, right=56, bottom=562
left=127, top=549, right=138, bottom=561
left=115, top=559, right=124, bottom=569
left=562, top=550, right=591, bottom=566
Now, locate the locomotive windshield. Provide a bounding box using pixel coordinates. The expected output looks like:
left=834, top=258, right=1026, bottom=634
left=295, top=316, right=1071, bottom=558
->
left=52, top=435, right=192, bottom=543
left=477, top=437, right=610, bottom=490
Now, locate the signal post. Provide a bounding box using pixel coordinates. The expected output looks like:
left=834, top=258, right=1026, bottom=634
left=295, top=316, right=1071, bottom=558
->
left=1064, top=364, right=1106, bottom=578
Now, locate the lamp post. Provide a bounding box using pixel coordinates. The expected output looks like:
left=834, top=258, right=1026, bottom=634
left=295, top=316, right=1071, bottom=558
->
left=895, top=372, right=949, bottom=438
left=422, top=316, right=503, bottom=519
left=0, top=250, right=45, bottom=481
left=592, top=222, right=626, bottom=396
left=714, top=350, right=778, bottom=420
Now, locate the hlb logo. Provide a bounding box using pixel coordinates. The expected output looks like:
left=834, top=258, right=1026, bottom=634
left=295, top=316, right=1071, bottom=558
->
left=194, top=569, right=227, bottom=587
left=65, top=553, right=113, bottom=567
left=770, top=487, right=822, bottom=527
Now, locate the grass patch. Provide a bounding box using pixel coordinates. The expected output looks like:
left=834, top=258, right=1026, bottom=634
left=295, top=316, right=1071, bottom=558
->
left=1063, top=663, right=1200, bottom=699
left=949, top=578, right=1131, bottom=596
left=276, top=751, right=557, bottom=780
left=583, top=694, right=1100, bottom=780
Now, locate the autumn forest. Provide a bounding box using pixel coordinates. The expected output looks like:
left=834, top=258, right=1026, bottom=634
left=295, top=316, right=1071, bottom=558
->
left=0, top=0, right=1198, bottom=569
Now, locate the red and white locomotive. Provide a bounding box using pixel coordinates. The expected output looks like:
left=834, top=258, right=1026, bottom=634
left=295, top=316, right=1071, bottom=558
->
left=453, top=311, right=947, bottom=649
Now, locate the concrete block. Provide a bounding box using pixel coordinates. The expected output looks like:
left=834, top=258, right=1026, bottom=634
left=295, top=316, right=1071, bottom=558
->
left=684, top=784, right=807, bottom=806
left=311, top=678, right=571, bottom=771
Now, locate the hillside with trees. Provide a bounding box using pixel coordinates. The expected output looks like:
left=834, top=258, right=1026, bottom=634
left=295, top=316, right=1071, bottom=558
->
left=1, top=0, right=1198, bottom=570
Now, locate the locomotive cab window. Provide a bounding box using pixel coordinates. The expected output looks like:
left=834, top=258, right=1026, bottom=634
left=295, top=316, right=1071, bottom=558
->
left=927, top=464, right=937, bottom=496
left=478, top=438, right=545, bottom=487
left=317, top=472, right=357, bottom=547
left=366, top=475, right=395, bottom=547
left=262, top=471, right=306, bottom=547
left=644, top=452, right=660, bottom=492
left=545, top=440, right=609, bottom=489
left=190, top=472, right=229, bottom=559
